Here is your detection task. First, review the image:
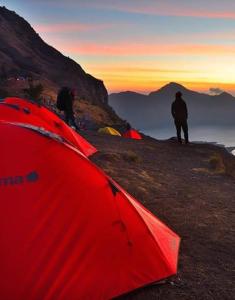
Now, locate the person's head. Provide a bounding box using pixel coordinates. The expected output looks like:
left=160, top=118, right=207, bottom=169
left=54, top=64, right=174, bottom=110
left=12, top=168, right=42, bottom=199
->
left=175, top=91, right=182, bottom=100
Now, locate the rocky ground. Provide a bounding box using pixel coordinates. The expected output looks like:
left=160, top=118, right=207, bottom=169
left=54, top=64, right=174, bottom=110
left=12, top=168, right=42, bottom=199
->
left=83, top=132, right=235, bottom=300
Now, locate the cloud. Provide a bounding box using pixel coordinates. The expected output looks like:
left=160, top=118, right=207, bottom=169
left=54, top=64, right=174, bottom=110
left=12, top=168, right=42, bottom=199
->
left=34, top=22, right=112, bottom=33
left=22, top=0, right=235, bottom=20
left=120, top=7, right=235, bottom=20
left=82, top=0, right=235, bottom=20
left=60, top=42, right=235, bottom=56
left=209, top=87, right=224, bottom=95
left=89, top=65, right=200, bottom=74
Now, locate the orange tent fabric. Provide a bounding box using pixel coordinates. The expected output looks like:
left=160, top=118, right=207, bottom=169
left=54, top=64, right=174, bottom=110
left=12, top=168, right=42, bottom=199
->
left=0, top=97, right=97, bottom=157
left=0, top=121, right=180, bottom=300
left=123, top=129, right=142, bottom=140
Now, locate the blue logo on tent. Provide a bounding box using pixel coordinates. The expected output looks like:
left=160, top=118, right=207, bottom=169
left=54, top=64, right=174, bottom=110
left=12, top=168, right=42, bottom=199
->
left=0, top=171, right=39, bottom=187
left=26, top=171, right=39, bottom=183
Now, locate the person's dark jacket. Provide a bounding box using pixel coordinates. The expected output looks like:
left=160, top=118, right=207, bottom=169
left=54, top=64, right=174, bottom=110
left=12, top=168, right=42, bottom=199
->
left=171, top=98, right=188, bottom=120
left=65, top=91, right=74, bottom=115
left=57, top=87, right=73, bottom=112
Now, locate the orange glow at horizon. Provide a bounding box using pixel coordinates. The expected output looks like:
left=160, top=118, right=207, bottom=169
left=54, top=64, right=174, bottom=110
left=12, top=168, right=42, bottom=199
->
left=105, top=81, right=235, bottom=95
left=104, top=79, right=235, bottom=95
left=80, top=62, right=235, bottom=95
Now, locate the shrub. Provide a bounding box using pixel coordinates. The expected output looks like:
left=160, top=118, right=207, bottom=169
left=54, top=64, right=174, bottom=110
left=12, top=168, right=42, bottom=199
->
left=122, top=150, right=140, bottom=163
left=24, top=81, right=43, bottom=101
left=209, top=153, right=225, bottom=174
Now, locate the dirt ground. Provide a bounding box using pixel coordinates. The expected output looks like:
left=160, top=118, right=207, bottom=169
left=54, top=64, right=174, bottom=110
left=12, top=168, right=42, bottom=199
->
left=83, top=132, right=235, bottom=300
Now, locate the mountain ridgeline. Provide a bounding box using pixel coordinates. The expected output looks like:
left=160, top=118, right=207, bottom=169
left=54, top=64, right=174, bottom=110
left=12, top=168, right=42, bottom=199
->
left=0, top=6, right=108, bottom=104
left=109, top=83, right=235, bottom=129
left=0, top=6, right=125, bottom=126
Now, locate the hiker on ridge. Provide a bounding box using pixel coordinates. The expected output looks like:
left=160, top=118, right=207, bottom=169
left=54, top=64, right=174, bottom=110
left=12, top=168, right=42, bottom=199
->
left=171, top=91, right=189, bottom=144
left=57, top=87, right=78, bottom=129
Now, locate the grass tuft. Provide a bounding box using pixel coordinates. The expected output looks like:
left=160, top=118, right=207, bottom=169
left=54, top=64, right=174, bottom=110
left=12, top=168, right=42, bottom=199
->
left=208, top=153, right=226, bottom=174
left=122, top=150, right=141, bottom=163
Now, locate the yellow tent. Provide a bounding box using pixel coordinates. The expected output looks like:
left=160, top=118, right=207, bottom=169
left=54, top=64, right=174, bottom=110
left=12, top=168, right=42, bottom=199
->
left=98, top=127, right=121, bottom=136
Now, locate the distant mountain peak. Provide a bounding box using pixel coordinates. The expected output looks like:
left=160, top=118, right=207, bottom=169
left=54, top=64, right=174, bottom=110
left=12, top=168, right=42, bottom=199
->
left=167, top=82, right=185, bottom=88
left=149, top=82, right=189, bottom=97
left=161, top=82, right=188, bottom=91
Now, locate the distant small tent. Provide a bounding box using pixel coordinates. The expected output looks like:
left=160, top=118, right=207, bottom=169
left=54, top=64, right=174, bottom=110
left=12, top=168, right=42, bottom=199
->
left=98, top=126, right=121, bottom=136
left=0, top=97, right=97, bottom=157
left=0, top=120, right=180, bottom=300
left=123, top=129, right=142, bottom=140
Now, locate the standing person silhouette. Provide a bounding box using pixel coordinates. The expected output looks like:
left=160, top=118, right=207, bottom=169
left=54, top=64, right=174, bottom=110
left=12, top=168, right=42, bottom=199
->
left=57, top=87, right=78, bottom=130
left=171, top=91, right=189, bottom=144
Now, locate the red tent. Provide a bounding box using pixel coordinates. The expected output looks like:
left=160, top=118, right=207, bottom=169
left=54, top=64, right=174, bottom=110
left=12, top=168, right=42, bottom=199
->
left=0, top=97, right=97, bottom=157
left=0, top=121, right=180, bottom=300
left=123, top=129, right=142, bottom=140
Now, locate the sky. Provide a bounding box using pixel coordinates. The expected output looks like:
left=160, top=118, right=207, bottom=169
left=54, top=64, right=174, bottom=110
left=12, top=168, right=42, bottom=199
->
left=2, top=0, right=235, bottom=95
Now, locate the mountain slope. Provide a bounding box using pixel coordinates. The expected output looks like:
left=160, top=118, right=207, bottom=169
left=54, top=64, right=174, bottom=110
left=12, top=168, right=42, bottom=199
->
left=109, top=82, right=235, bottom=129
left=0, top=6, right=108, bottom=104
